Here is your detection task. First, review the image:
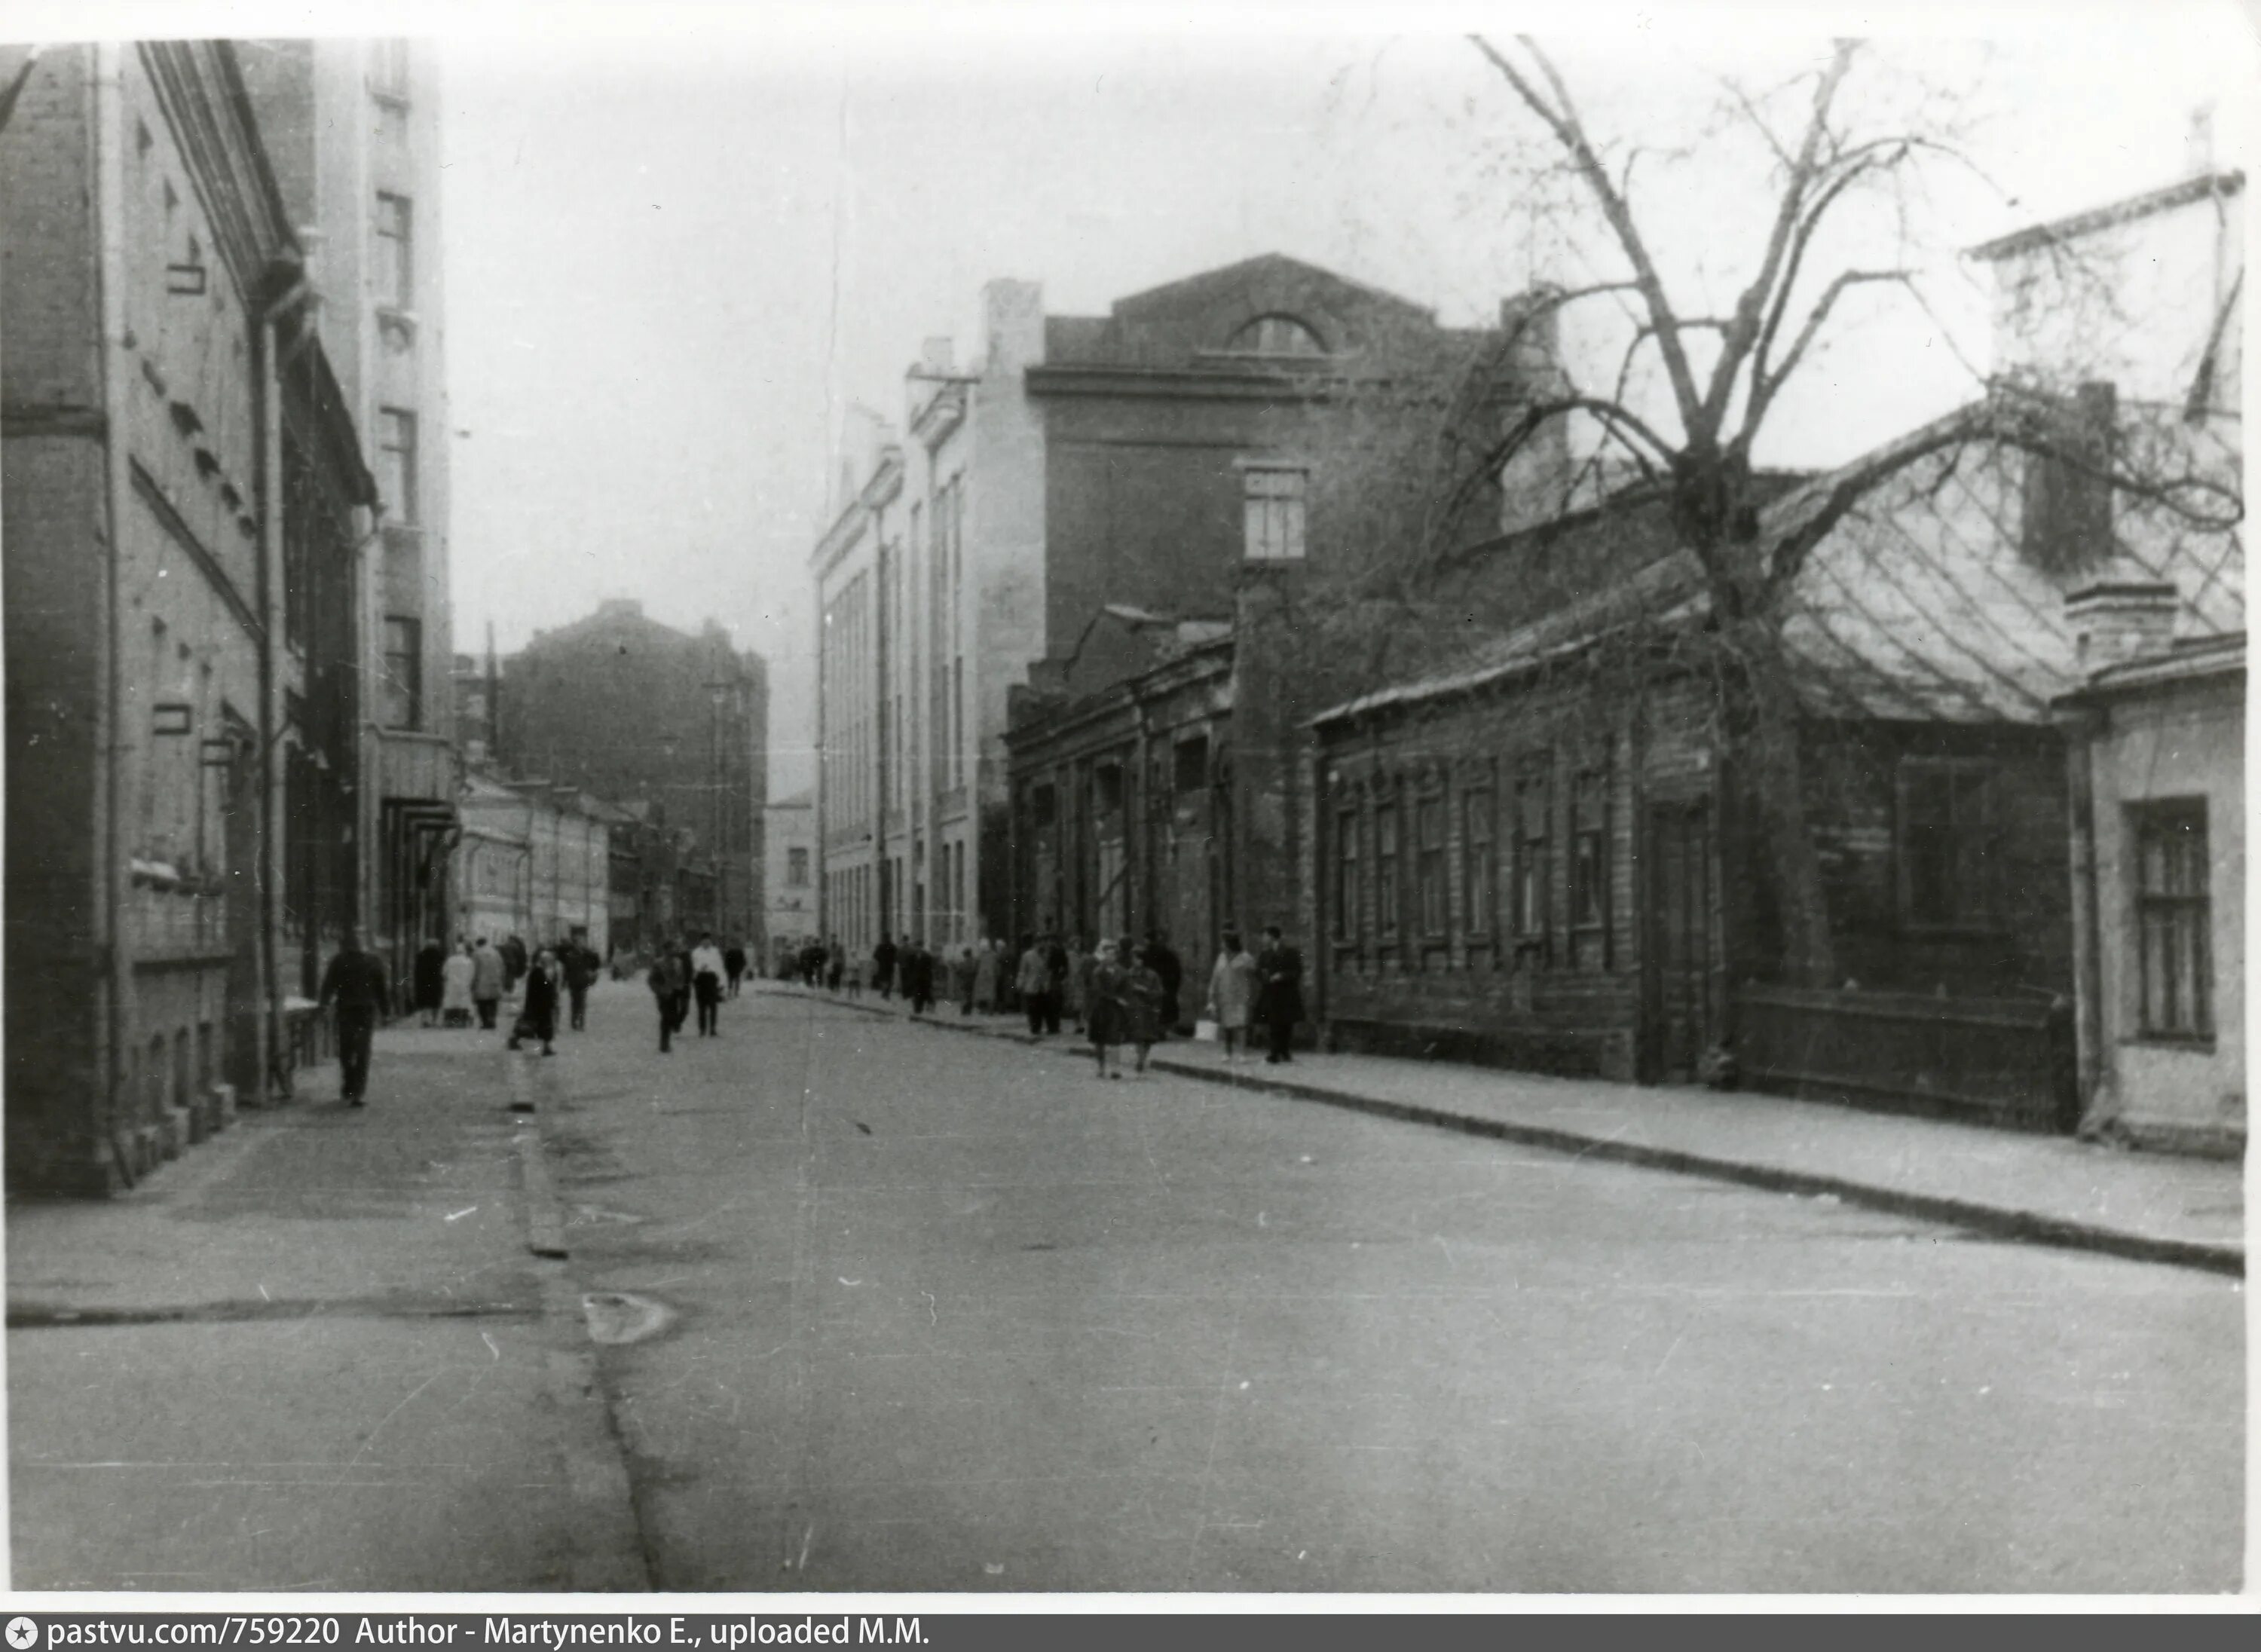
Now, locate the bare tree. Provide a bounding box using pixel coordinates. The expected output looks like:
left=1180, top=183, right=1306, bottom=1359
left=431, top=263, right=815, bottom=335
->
left=1289, top=36, right=2241, bottom=988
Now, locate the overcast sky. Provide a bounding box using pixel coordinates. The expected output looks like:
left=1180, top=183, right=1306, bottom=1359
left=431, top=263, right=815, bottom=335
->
left=30, top=3, right=2255, bottom=793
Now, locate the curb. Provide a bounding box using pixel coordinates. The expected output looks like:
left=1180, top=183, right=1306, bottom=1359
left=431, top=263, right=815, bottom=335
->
left=774, top=984, right=2244, bottom=1280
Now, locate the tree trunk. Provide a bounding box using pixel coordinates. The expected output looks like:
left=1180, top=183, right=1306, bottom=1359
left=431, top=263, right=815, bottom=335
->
left=1730, top=620, right=1838, bottom=990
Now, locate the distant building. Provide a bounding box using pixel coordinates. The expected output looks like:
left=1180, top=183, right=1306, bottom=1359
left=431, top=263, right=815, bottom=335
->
left=3, top=43, right=375, bottom=1192
left=818, top=255, right=1555, bottom=961
left=451, top=769, right=614, bottom=956
left=763, top=789, right=816, bottom=971
left=494, top=600, right=769, bottom=950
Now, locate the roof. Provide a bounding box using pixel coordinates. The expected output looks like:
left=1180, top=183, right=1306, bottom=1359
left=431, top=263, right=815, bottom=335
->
left=1967, top=169, right=2245, bottom=262
left=2058, top=630, right=2246, bottom=704
left=1315, top=401, right=2244, bottom=730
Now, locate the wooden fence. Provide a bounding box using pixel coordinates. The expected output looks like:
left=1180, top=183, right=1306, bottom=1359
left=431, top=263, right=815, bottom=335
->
left=1733, top=984, right=2079, bottom=1133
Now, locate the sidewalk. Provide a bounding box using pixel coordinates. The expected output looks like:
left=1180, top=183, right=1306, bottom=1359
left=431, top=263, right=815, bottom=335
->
left=773, top=981, right=2245, bottom=1277
left=5, top=1014, right=644, bottom=1592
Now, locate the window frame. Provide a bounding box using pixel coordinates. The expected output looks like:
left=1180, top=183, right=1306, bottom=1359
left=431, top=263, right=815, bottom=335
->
left=1241, top=465, right=1308, bottom=562
left=1333, top=803, right=1362, bottom=941
left=1570, top=763, right=1611, bottom=969
left=1461, top=784, right=1496, bottom=940
left=379, top=614, right=422, bottom=730
left=1374, top=797, right=1402, bottom=939
left=2130, top=799, right=2213, bottom=1043
left=1415, top=791, right=1448, bottom=939
left=373, top=192, right=413, bottom=311
left=1896, top=757, right=2000, bottom=933
left=376, top=407, right=418, bottom=525
left=1511, top=754, right=1553, bottom=960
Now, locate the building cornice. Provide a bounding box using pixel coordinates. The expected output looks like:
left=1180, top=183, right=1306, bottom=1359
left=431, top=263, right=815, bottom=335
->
left=1967, top=169, right=2246, bottom=262
left=1024, top=363, right=1372, bottom=402
left=910, top=382, right=966, bottom=450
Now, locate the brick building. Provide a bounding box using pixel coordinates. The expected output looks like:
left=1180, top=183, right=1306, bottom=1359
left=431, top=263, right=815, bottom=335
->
left=451, top=769, right=615, bottom=956
left=3, top=42, right=375, bottom=1191
left=494, top=599, right=768, bottom=951
left=821, top=255, right=1555, bottom=962
left=237, top=38, right=458, bottom=1014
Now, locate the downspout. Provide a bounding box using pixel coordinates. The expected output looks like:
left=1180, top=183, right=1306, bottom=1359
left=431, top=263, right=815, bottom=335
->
left=2058, top=706, right=2110, bottom=1133
left=252, top=268, right=314, bottom=1097
left=91, top=44, right=133, bottom=1182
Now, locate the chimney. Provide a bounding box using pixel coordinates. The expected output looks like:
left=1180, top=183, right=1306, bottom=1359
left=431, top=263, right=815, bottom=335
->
left=982, top=278, right=1046, bottom=374
left=2066, top=574, right=2178, bottom=675
left=921, top=337, right=956, bottom=375
left=1496, top=286, right=1572, bottom=534
left=2186, top=102, right=2217, bottom=176
left=2020, top=380, right=2118, bottom=574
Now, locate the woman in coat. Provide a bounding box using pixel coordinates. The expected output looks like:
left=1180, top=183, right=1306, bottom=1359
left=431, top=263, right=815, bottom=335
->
left=440, top=941, right=477, bottom=1029
left=1123, top=946, right=1167, bottom=1075
left=1205, top=932, right=1259, bottom=1064
left=510, top=949, right=561, bottom=1055
left=1085, top=941, right=1130, bottom=1079
left=973, top=940, right=1001, bottom=1014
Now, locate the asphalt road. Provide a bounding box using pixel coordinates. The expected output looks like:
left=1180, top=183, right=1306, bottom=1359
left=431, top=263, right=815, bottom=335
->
left=535, top=982, right=2242, bottom=1593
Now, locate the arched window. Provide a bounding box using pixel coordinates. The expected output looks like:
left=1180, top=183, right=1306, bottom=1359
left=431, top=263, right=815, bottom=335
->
left=1225, top=314, right=1327, bottom=356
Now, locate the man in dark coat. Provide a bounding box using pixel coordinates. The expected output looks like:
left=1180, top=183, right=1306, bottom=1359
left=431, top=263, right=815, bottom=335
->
left=873, top=934, right=898, bottom=1000
left=649, top=946, right=687, bottom=1053
left=500, top=934, right=528, bottom=995
left=1145, top=930, right=1184, bottom=1036
left=562, top=941, right=597, bottom=1031
left=1254, top=924, right=1305, bottom=1066
left=318, top=929, right=390, bottom=1106
left=724, top=941, right=747, bottom=998
left=510, top=950, right=561, bottom=1055
left=414, top=939, right=446, bottom=1027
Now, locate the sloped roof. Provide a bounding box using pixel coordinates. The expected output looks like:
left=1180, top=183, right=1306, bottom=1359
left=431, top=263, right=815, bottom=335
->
left=1315, top=402, right=2244, bottom=729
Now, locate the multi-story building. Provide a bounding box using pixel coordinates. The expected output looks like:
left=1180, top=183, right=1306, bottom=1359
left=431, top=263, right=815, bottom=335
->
left=494, top=599, right=768, bottom=950
left=815, top=255, right=1552, bottom=959
left=238, top=37, right=457, bottom=1007
left=3, top=42, right=375, bottom=1191
left=451, top=769, right=614, bottom=955
left=763, top=788, right=816, bottom=971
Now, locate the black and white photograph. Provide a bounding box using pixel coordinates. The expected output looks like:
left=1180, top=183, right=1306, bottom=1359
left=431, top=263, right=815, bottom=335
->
left=1, top=0, right=2248, bottom=1601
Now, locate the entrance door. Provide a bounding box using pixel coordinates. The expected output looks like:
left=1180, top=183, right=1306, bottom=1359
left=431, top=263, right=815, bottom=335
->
left=1645, top=799, right=1715, bottom=1083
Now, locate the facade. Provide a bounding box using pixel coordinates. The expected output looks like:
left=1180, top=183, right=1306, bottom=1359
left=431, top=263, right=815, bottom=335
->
left=1290, top=166, right=2244, bottom=1136
left=3, top=42, right=375, bottom=1191
left=451, top=769, right=613, bottom=955
left=238, top=38, right=458, bottom=1014
left=818, top=255, right=1550, bottom=959
left=2056, top=631, right=2244, bottom=1155
left=494, top=599, right=769, bottom=951
left=763, top=788, right=817, bottom=970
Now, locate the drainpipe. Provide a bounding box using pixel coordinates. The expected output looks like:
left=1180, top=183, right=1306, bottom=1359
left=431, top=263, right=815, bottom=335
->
left=2058, top=706, right=2109, bottom=1132
left=252, top=262, right=314, bottom=1097
left=91, top=44, right=133, bottom=1182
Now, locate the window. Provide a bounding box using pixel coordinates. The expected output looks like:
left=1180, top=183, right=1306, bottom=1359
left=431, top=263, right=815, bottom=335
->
left=380, top=616, right=422, bottom=729
left=1225, top=314, right=1326, bottom=356
left=1415, top=796, right=1446, bottom=936
left=1463, top=788, right=1495, bottom=936
left=376, top=408, right=418, bottom=524
left=787, top=847, right=809, bottom=888
left=369, top=38, right=411, bottom=97
left=1243, top=467, right=1307, bottom=561
left=1094, top=763, right=1124, bottom=815
left=374, top=194, right=413, bottom=309
left=1333, top=807, right=1361, bottom=939
left=1571, top=766, right=1609, bottom=965
left=1175, top=736, right=1210, bottom=797
left=1513, top=757, right=1551, bottom=953
left=1375, top=801, right=1401, bottom=936
left=2133, top=802, right=2211, bottom=1039
left=1899, top=760, right=1995, bottom=928
left=1031, top=784, right=1057, bottom=830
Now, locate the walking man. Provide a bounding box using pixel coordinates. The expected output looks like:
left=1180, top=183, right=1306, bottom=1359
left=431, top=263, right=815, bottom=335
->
left=649, top=945, right=687, bottom=1054
left=873, top=933, right=898, bottom=1000
left=318, top=928, right=390, bottom=1107
left=1255, top=924, right=1305, bottom=1065
left=691, top=932, right=727, bottom=1037
left=724, top=939, right=748, bottom=998
left=563, top=941, right=596, bottom=1032
left=509, top=950, right=561, bottom=1056
left=470, top=936, right=506, bottom=1030
left=1017, top=934, right=1051, bottom=1036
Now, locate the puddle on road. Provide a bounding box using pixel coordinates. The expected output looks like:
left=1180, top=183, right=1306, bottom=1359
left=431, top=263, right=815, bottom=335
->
left=581, top=1291, right=677, bottom=1345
